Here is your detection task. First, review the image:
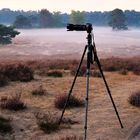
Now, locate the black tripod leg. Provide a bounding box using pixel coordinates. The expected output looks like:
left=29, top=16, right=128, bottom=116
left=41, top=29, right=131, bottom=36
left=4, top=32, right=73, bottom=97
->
left=92, top=45, right=124, bottom=128
left=59, top=45, right=88, bottom=125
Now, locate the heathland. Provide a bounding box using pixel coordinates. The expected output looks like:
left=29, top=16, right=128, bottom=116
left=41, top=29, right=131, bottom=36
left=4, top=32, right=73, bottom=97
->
left=0, top=27, right=140, bottom=140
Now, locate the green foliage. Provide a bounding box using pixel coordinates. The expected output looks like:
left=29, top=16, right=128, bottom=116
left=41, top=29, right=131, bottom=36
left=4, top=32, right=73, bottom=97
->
left=70, top=10, right=85, bottom=24
left=0, top=24, right=20, bottom=44
left=1, top=8, right=140, bottom=27
left=108, top=8, right=128, bottom=30
left=39, top=9, right=54, bottom=28
left=53, top=12, right=63, bottom=27
left=13, top=15, right=32, bottom=28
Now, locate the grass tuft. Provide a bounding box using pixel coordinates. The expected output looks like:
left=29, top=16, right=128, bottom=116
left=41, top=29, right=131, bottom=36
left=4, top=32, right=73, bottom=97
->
left=0, top=92, right=26, bottom=111
left=32, top=85, right=47, bottom=96
left=55, top=94, right=84, bottom=109
left=35, top=112, right=60, bottom=134
left=128, top=91, right=140, bottom=107
left=47, top=70, right=63, bottom=77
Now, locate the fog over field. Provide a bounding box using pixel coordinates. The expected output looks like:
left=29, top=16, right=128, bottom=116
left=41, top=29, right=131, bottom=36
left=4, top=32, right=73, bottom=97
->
left=0, top=27, right=140, bottom=59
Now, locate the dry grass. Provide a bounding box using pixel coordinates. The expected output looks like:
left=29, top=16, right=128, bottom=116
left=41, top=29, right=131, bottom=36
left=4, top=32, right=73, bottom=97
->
left=0, top=57, right=140, bottom=77
left=0, top=58, right=140, bottom=139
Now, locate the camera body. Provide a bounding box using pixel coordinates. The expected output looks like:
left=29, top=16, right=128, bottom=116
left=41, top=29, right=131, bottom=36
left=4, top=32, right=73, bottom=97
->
left=67, top=23, right=92, bottom=33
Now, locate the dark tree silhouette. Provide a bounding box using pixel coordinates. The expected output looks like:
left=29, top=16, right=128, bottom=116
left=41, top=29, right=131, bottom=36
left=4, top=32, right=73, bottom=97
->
left=13, top=15, right=32, bottom=28
left=108, top=8, right=128, bottom=30
left=0, top=24, right=20, bottom=44
left=70, top=10, right=85, bottom=24
left=39, top=9, right=54, bottom=28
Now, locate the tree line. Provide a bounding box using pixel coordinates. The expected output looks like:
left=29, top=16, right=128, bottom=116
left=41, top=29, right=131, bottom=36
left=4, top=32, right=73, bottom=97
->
left=0, top=8, right=140, bottom=28
left=0, top=8, right=139, bottom=44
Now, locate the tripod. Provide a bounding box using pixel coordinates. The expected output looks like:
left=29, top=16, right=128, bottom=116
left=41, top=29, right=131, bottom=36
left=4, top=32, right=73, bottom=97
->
left=59, top=24, right=123, bottom=140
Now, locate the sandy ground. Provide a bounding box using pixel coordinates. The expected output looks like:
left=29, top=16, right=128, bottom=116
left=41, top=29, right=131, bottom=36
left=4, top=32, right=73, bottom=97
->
left=0, top=72, right=140, bottom=140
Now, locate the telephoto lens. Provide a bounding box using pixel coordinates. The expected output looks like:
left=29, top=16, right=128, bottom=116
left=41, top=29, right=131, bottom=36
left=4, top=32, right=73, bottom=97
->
left=67, top=24, right=86, bottom=31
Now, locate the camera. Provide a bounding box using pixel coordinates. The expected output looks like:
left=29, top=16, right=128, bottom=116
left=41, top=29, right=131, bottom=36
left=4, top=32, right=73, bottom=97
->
left=67, top=23, right=93, bottom=33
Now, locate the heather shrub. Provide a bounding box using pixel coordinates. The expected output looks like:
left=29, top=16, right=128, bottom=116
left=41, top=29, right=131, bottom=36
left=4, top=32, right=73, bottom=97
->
left=59, top=135, right=83, bottom=140
left=55, top=94, right=84, bottom=109
left=119, top=69, right=128, bottom=75
left=0, top=92, right=26, bottom=111
left=0, top=63, right=34, bottom=82
left=47, top=70, right=63, bottom=77
left=35, top=112, right=60, bottom=134
left=91, top=70, right=102, bottom=77
left=0, top=73, right=9, bottom=87
left=132, top=66, right=140, bottom=75
left=71, top=65, right=86, bottom=76
left=35, top=112, right=78, bottom=134
left=128, top=91, right=140, bottom=107
left=32, top=85, right=47, bottom=96
left=0, top=116, right=12, bottom=134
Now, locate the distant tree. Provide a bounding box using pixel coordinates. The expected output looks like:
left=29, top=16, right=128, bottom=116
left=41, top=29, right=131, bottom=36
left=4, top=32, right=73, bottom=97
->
left=28, top=15, right=39, bottom=28
left=52, top=12, right=63, bottom=27
left=125, top=10, right=140, bottom=27
left=0, top=24, right=20, bottom=44
left=39, top=9, right=54, bottom=28
left=70, top=10, right=85, bottom=24
left=13, top=15, right=32, bottom=28
left=108, top=8, right=128, bottom=30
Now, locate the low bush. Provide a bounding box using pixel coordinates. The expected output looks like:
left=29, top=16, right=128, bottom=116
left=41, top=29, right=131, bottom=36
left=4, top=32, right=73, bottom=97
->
left=55, top=94, right=84, bottom=109
left=59, top=135, right=83, bottom=140
left=128, top=91, right=140, bottom=107
left=35, top=112, right=60, bottom=134
left=133, top=66, right=140, bottom=75
left=0, top=92, right=26, bottom=111
left=0, top=63, right=34, bottom=82
left=71, top=66, right=86, bottom=76
left=119, top=69, right=128, bottom=75
left=32, top=85, right=47, bottom=96
left=0, top=116, right=12, bottom=134
left=47, top=70, right=63, bottom=77
left=35, top=112, right=78, bottom=134
left=0, top=73, right=9, bottom=87
left=91, top=70, right=102, bottom=77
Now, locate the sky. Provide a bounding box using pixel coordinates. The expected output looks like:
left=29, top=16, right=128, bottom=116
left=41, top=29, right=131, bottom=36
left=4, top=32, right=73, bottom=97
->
left=0, top=0, right=140, bottom=13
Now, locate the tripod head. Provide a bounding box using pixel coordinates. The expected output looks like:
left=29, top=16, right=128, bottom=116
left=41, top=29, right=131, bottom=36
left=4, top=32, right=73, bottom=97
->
left=67, top=23, right=93, bottom=33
